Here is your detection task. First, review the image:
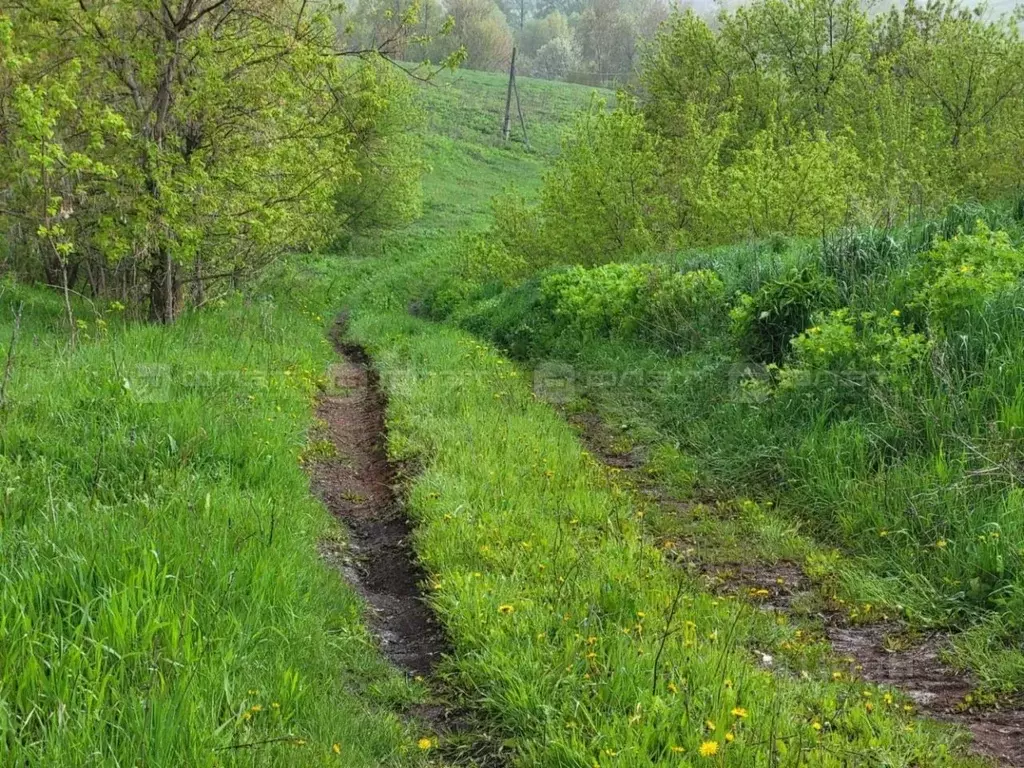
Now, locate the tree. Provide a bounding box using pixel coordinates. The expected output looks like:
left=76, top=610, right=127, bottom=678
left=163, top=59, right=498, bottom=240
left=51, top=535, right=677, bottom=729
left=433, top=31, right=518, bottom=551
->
left=0, top=0, right=434, bottom=322
left=425, top=0, right=513, bottom=71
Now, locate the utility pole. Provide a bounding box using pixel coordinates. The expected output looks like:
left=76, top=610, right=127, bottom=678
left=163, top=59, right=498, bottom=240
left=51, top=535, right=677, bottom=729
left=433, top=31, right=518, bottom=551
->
left=502, top=47, right=517, bottom=141
left=502, top=47, right=530, bottom=147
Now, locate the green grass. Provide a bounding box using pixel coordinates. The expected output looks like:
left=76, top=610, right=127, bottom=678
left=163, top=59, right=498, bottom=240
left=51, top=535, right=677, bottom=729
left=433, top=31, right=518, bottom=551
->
left=412, top=67, right=612, bottom=231
left=0, top=264, right=429, bottom=765
left=436, top=204, right=1024, bottom=697
left=337, top=304, right=981, bottom=766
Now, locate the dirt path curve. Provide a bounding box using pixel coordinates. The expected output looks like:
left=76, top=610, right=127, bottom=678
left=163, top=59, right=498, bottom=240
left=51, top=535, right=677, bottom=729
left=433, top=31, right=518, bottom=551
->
left=309, top=324, right=445, bottom=676
left=566, top=409, right=1024, bottom=767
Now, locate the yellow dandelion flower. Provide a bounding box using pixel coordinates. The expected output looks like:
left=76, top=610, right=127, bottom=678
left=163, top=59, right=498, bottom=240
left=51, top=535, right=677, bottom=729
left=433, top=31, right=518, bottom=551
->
left=705, top=719, right=716, bottom=732
left=498, top=604, right=515, bottom=615
left=671, top=745, right=685, bottom=753
left=332, top=743, right=341, bottom=754
left=699, top=741, right=719, bottom=757
left=417, top=737, right=433, bottom=750
left=731, top=707, right=748, bottom=718
left=811, top=721, right=822, bottom=731
left=667, top=682, right=678, bottom=694
left=725, top=732, right=735, bottom=743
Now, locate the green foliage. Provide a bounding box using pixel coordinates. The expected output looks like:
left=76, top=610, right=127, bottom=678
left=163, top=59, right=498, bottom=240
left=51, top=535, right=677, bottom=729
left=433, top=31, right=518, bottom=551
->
left=0, top=1, right=428, bottom=320
left=495, top=101, right=671, bottom=266
left=541, top=262, right=655, bottom=337
left=713, top=125, right=866, bottom=240
left=729, top=265, right=841, bottom=364
left=910, top=224, right=1024, bottom=333
left=630, top=0, right=1024, bottom=245
left=781, top=308, right=930, bottom=403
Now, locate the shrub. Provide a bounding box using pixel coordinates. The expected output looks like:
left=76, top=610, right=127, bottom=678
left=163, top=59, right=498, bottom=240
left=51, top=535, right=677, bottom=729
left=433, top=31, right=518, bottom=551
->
left=540, top=263, right=656, bottom=338
left=910, top=223, right=1024, bottom=334
left=729, top=265, right=840, bottom=364
left=781, top=309, right=929, bottom=401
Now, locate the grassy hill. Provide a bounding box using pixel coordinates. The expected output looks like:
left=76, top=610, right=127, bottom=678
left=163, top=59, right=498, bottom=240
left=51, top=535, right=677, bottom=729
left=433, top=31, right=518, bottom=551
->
left=414, top=67, right=611, bottom=230
left=0, top=60, right=1017, bottom=767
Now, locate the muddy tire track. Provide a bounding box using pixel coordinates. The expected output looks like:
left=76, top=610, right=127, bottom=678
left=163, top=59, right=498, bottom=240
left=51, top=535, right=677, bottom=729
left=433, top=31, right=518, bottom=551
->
left=565, top=407, right=1024, bottom=766
left=307, top=320, right=509, bottom=767
left=310, top=327, right=446, bottom=676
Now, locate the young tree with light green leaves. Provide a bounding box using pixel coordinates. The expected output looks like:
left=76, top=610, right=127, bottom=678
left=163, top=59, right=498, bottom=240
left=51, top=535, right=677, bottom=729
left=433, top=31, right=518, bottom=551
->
left=0, top=0, right=438, bottom=323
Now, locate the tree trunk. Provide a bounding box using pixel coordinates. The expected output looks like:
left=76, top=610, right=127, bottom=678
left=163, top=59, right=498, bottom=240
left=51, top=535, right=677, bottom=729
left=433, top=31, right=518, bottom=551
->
left=149, top=248, right=183, bottom=323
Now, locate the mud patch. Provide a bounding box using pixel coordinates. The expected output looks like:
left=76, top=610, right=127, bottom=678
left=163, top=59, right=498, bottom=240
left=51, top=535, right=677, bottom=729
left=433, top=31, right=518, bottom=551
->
left=309, top=327, right=445, bottom=676
left=827, top=623, right=1024, bottom=766
left=694, top=559, right=813, bottom=613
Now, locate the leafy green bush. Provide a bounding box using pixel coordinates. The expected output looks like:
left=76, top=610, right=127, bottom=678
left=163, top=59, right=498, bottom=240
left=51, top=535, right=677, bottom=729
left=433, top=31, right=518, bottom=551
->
left=729, top=265, right=840, bottom=364
left=780, top=309, right=929, bottom=402
left=910, top=223, right=1024, bottom=335
left=540, top=263, right=656, bottom=338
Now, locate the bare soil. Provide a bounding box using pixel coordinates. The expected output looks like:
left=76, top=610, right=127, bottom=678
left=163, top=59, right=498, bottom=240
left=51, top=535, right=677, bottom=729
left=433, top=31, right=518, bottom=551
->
left=309, top=330, right=445, bottom=676
left=565, top=405, right=1024, bottom=766
left=308, top=322, right=509, bottom=766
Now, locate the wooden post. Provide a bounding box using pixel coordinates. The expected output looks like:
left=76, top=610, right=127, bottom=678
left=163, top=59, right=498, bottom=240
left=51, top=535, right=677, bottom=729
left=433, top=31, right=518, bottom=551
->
left=514, top=77, right=529, bottom=149
left=502, top=47, right=517, bottom=141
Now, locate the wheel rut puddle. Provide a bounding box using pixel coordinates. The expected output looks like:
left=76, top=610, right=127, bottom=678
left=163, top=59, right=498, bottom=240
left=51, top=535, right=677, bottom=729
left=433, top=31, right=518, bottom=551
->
left=308, top=320, right=508, bottom=765
left=565, top=407, right=1024, bottom=766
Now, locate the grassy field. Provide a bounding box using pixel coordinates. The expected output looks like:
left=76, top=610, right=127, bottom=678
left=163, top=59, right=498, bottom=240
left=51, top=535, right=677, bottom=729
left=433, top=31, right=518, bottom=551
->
left=0, top=62, right=1015, bottom=766
left=0, top=263, right=437, bottom=765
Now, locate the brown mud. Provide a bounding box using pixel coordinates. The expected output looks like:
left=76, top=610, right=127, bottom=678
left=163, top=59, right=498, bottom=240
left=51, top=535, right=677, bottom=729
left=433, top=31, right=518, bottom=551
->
left=310, top=328, right=445, bottom=676
left=565, top=407, right=1024, bottom=767
left=308, top=322, right=508, bottom=765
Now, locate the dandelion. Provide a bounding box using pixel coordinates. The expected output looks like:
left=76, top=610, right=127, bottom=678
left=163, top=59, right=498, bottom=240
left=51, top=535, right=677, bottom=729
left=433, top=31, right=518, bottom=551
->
left=699, top=741, right=719, bottom=757
left=671, top=745, right=685, bottom=753
left=332, top=744, right=341, bottom=754
left=498, top=604, right=515, bottom=615
left=731, top=707, right=748, bottom=719
left=891, top=309, right=901, bottom=317
left=936, top=540, right=948, bottom=549
left=417, top=737, right=433, bottom=750
left=725, top=732, right=735, bottom=743
left=811, top=722, right=822, bottom=731
left=705, top=719, right=716, bottom=732
left=667, top=682, right=678, bottom=694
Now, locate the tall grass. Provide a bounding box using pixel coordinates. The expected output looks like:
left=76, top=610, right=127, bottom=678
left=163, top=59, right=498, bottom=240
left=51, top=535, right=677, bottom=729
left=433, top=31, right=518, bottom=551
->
left=0, top=264, right=425, bottom=766
left=343, top=305, right=981, bottom=766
